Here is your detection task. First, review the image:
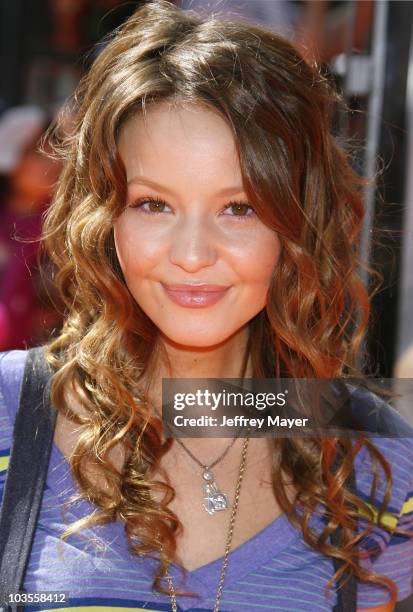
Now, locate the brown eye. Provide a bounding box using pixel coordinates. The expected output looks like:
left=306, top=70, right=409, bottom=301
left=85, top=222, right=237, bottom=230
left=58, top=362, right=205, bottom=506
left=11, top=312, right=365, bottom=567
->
left=130, top=197, right=170, bottom=214
left=222, top=201, right=255, bottom=218
left=147, top=199, right=166, bottom=213
left=231, top=203, right=250, bottom=215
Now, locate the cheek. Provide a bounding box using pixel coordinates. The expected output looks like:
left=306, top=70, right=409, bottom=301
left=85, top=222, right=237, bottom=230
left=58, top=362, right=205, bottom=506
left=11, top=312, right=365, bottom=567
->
left=257, top=234, right=281, bottom=278
left=231, top=227, right=281, bottom=286
left=113, top=215, right=163, bottom=277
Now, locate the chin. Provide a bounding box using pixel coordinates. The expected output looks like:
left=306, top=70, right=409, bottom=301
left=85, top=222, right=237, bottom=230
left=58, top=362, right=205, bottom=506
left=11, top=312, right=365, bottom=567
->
left=159, top=325, right=241, bottom=350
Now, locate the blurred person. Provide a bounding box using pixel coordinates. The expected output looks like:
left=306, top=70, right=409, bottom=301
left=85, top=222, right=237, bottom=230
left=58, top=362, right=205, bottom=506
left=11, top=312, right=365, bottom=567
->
left=0, top=106, right=62, bottom=350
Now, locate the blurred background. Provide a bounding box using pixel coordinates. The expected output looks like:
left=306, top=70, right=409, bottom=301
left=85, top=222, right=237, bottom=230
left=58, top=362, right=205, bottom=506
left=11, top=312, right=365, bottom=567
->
left=0, top=0, right=412, bottom=385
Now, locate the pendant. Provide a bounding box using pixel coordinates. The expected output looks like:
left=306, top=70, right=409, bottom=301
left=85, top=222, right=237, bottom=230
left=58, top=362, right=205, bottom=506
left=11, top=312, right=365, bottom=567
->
left=201, top=467, right=229, bottom=515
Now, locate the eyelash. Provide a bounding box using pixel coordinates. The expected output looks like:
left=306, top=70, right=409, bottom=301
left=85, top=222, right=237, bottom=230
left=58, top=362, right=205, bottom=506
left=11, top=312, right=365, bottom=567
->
left=129, top=196, right=256, bottom=220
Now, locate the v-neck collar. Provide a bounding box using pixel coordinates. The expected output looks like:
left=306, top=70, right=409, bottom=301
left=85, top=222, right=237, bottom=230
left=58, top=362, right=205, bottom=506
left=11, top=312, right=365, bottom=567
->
left=168, top=511, right=299, bottom=593
left=46, top=441, right=301, bottom=599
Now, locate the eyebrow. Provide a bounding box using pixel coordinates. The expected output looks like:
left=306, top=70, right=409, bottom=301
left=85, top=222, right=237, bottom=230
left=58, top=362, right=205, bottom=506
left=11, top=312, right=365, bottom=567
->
left=127, top=176, right=245, bottom=197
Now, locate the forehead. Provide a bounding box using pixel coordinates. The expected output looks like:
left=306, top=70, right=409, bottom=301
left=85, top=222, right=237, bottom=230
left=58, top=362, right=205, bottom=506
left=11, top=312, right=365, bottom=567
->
left=118, top=101, right=242, bottom=186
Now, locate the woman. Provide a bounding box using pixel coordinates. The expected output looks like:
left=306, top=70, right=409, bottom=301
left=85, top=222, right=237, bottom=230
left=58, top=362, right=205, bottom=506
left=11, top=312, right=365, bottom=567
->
left=1, top=1, right=413, bottom=610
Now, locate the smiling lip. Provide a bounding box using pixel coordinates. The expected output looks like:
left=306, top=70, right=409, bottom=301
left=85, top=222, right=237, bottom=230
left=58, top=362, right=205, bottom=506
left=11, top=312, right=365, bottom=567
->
left=161, top=283, right=230, bottom=308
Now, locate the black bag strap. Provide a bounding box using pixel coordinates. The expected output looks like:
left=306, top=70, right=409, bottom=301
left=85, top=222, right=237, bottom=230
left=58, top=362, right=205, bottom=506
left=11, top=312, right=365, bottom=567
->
left=0, top=348, right=357, bottom=612
left=0, top=347, right=56, bottom=611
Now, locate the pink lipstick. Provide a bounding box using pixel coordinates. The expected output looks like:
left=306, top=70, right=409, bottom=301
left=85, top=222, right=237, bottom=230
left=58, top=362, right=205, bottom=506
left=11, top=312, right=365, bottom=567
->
left=162, top=283, right=230, bottom=308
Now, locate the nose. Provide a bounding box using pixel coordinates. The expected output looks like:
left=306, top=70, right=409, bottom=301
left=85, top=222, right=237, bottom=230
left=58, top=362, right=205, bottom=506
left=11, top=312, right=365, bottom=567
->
left=169, top=215, right=217, bottom=272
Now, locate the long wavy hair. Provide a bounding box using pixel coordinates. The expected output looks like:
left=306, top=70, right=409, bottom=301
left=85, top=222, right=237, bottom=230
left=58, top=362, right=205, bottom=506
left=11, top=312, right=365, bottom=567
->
left=42, top=0, right=402, bottom=602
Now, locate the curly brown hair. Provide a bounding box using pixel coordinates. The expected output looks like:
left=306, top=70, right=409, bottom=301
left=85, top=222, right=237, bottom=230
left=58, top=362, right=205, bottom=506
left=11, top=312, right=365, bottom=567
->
left=41, top=0, right=404, bottom=603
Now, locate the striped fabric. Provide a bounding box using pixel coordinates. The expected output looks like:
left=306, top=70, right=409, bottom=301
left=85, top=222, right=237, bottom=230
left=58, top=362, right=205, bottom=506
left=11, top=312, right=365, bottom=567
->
left=1, top=349, right=413, bottom=611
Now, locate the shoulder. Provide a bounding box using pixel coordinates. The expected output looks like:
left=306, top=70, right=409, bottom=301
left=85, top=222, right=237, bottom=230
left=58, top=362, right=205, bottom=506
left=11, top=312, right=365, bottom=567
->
left=350, top=385, right=413, bottom=511
left=0, top=349, right=30, bottom=492
left=348, top=382, right=413, bottom=438
left=348, top=385, right=413, bottom=496
left=349, top=392, right=413, bottom=606
left=355, top=434, right=413, bottom=523
left=0, top=350, right=30, bottom=427
left=349, top=388, right=413, bottom=558
left=342, top=387, right=413, bottom=605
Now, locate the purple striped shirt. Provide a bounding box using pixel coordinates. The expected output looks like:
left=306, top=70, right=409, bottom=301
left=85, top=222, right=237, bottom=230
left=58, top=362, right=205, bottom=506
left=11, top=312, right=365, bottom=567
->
left=1, top=349, right=413, bottom=611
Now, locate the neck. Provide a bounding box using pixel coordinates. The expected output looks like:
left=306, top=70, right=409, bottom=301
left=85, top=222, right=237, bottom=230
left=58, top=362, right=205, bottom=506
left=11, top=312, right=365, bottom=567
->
left=138, top=325, right=252, bottom=417
left=158, top=324, right=251, bottom=379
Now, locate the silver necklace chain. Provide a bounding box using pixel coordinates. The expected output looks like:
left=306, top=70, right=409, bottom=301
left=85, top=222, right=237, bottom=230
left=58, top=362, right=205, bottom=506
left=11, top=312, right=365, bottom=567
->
left=173, top=434, right=238, bottom=471
left=156, top=405, right=247, bottom=514
left=174, top=434, right=239, bottom=515
left=165, top=435, right=250, bottom=612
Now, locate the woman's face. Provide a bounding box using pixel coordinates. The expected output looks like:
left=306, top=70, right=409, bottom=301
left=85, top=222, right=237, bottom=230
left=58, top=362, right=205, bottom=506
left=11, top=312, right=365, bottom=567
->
left=114, top=101, right=281, bottom=348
